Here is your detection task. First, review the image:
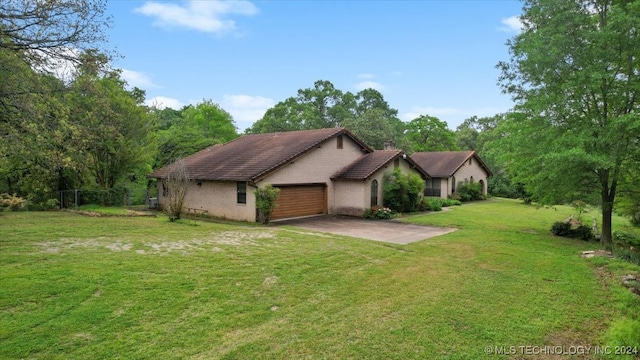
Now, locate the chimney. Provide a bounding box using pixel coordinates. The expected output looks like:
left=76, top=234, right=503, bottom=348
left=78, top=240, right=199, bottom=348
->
left=383, top=140, right=395, bottom=150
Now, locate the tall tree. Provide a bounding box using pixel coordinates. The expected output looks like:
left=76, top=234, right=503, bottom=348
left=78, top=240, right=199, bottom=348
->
left=405, top=115, right=458, bottom=152
left=155, top=100, right=238, bottom=168
left=0, top=0, right=111, bottom=70
left=246, top=81, right=406, bottom=149
left=496, top=0, right=640, bottom=243
left=67, top=52, right=156, bottom=190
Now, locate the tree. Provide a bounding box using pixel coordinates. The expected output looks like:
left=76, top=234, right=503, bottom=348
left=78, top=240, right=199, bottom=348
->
left=67, top=52, right=157, bottom=190
left=496, top=0, right=640, bottom=243
left=163, top=159, right=190, bottom=221
left=405, top=115, right=458, bottom=152
left=343, top=109, right=397, bottom=149
left=0, top=0, right=111, bottom=71
left=1, top=1, right=112, bottom=204
left=246, top=81, right=405, bottom=147
left=155, top=100, right=238, bottom=168
left=0, top=45, right=87, bottom=203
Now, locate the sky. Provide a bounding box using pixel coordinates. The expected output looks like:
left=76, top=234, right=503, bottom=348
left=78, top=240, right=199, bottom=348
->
left=106, top=0, right=524, bottom=132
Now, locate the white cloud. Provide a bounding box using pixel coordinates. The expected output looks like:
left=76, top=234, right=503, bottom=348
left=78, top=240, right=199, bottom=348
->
left=220, top=94, right=276, bottom=131
left=145, top=96, right=185, bottom=110
left=120, top=69, right=158, bottom=89
left=355, top=81, right=385, bottom=91
left=499, top=15, right=523, bottom=33
left=134, top=0, right=258, bottom=33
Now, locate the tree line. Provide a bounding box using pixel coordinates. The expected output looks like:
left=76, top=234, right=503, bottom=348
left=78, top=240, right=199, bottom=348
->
left=2, top=0, right=638, bottom=242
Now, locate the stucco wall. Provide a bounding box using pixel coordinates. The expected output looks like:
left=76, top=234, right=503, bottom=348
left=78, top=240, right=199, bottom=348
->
left=333, top=181, right=366, bottom=216
left=441, top=158, right=490, bottom=198
left=260, top=136, right=366, bottom=214
left=333, top=157, right=425, bottom=216
left=157, top=180, right=257, bottom=222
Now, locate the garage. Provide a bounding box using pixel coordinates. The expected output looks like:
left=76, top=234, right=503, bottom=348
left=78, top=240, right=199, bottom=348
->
left=270, top=184, right=327, bottom=220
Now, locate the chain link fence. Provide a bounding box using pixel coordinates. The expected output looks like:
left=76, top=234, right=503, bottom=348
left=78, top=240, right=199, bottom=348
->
left=58, top=188, right=131, bottom=209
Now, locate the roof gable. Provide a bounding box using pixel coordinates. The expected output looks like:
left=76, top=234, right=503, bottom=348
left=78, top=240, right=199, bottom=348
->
left=333, top=150, right=429, bottom=180
left=149, top=128, right=372, bottom=181
left=410, top=151, right=492, bottom=178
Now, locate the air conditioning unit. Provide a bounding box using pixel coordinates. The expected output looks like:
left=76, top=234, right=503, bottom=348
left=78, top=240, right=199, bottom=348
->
left=147, top=197, right=158, bottom=209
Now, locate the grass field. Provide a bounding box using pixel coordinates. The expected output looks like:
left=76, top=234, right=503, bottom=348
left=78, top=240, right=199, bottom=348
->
left=1, top=198, right=639, bottom=359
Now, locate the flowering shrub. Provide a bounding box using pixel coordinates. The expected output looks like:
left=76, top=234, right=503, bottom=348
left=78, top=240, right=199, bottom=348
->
left=364, top=206, right=396, bottom=220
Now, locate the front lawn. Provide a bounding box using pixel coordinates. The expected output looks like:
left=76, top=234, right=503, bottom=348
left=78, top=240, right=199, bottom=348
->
left=1, top=198, right=638, bottom=359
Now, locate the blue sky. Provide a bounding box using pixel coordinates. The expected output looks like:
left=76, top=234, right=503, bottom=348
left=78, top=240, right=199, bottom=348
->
left=107, top=0, right=524, bottom=132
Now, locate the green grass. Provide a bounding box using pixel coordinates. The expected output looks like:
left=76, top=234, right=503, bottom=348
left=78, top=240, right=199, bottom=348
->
left=1, top=198, right=639, bottom=359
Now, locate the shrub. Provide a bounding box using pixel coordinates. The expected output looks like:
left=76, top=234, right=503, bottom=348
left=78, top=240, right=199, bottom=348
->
left=364, top=206, right=395, bottom=220
left=44, top=198, right=60, bottom=210
left=383, top=168, right=424, bottom=213
left=0, top=193, right=26, bottom=211
left=427, top=198, right=443, bottom=211
left=551, top=221, right=573, bottom=237
left=610, top=231, right=640, bottom=265
left=255, top=184, right=280, bottom=224
left=441, top=198, right=461, bottom=207
left=573, top=225, right=594, bottom=241
left=550, top=221, right=593, bottom=241
left=451, top=179, right=485, bottom=202
left=570, top=200, right=589, bottom=221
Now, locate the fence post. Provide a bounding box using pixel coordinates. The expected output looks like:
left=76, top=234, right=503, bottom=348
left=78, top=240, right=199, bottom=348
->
left=74, top=189, right=78, bottom=209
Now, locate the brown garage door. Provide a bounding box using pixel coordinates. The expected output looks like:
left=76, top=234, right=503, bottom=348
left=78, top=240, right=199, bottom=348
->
left=271, top=185, right=326, bottom=220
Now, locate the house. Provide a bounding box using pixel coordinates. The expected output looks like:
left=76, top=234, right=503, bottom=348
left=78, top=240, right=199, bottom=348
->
left=410, top=151, right=492, bottom=198
left=149, top=128, right=429, bottom=222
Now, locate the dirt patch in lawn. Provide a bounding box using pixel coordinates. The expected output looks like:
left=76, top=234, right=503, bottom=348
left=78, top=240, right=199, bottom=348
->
left=37, top=230, right=276, bottom=255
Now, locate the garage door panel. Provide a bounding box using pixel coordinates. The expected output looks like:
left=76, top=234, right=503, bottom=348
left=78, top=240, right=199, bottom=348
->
left=271, top=185, right=326, bottom=220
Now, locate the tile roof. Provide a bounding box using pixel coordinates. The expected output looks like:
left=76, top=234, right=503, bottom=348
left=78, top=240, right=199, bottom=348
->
left=410, top=151, right=492, bottom=178
left=149, top=128, right=372, bottom=181
left=333, top=150, right=430, bottom=180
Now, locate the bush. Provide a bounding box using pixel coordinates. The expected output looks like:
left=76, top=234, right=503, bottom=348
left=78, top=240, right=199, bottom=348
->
left=255, top=184, right=280, bottom=224
left=441, top=198, right=461, bottom=207
left=551, top=221, right=573, bottom=237
left=613, top=231, right=640, bottom=248
left=550, top=221, right=593, bottom=241
left=573, top=225, right=594, bottom=241
left=383, top=168, right=424, bottom=213
left=428, top=198, right=443, bottom=211
left=0, top=193, right=26, bottom=211
left=364, top=206, right=396, bottom=220
left=451, top=179, right=485, bottom=202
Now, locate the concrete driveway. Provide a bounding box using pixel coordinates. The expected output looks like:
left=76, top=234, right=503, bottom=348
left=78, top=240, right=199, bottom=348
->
left=274, top=215, right=457, bottom=244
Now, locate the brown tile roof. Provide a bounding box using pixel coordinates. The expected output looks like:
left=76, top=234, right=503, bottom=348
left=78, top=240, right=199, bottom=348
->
left=410, top=151, right=492, bottom=178
left=332, top=150, right=430, bottom=180
left=149, top=128, right=372, bottom=181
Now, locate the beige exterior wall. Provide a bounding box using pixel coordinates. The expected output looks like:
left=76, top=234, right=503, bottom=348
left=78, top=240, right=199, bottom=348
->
left=435, top=157, right=489, bottom=198
left=157, top=180, right=257, bottom=222
left=333, top=181, right=366, bottom=216
left=259, top=136, right=366, bottom=214
left=334, top=158, right=424, bottom=216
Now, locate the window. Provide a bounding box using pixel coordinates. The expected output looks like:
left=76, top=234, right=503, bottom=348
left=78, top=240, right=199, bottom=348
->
left=424, top=178, right=441, bottom=197
left=162, top=180, right=168, bottom=196
left=469, top=158, right=472, bottom=165
left=479, top=179, right=485, bottom=195
left=237, top=182, right=247, bottom=204
left=451, top=176, right=456, bottom=193
left=394, top=158, right=400, bottom=168
left=337, top=135, right=343, bottom=149
left=370, top=180, right=378, bottom=207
